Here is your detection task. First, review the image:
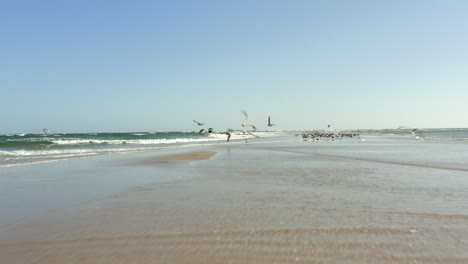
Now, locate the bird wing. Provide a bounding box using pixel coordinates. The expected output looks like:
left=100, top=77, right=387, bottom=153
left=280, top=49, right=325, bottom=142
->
left=245, top=131, right=260, bottom=138
left=242, top=111, right=248, bottom=121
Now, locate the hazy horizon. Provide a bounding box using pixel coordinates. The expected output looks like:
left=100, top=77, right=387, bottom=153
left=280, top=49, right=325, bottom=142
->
left=2, top=126, right=468, bottom=135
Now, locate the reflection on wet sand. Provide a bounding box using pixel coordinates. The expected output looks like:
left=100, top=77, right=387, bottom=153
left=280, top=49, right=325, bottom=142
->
left=1, top=138, right=468, bottom=263
left=143, top=151, right=217, bottom=164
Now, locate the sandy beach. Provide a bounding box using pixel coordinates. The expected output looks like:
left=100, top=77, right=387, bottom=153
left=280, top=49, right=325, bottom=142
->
left=143, top=151, right=217, bottom=164
left=1, top=136, right=468, bottom=263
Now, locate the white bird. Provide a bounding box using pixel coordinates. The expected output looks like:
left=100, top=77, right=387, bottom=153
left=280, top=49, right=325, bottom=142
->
left=241, top=111, right=257, bottom=131
left=411, top=128, right=424, bottom=140
left=398, top=126, right=424, bottom=140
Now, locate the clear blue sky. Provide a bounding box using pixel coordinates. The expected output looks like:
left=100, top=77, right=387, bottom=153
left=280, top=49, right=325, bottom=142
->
left=1, top=0, right=467, bottom=133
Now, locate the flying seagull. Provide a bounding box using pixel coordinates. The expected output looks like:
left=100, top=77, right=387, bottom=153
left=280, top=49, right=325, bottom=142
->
left=267, top=116, right=275, bottom=127
left=42, top=128, right=48, bottom=134
left=244, top=130, right=260, bottom=138
left=241, top=111, right=257, bottom=131
left=411, top=128, right=424, bottom=140
left=241, top=111, right=248, bottom=127
left=397, top=126, right=424, bottom=141
left=193, top=120, right=206, bottom=126
left=221, top=132, right=231, bottom=142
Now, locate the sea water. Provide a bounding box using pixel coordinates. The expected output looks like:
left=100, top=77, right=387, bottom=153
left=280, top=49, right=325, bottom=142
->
left=1, top=128, right=467, bottom=167
left=0, top=131, right=281, bottom=167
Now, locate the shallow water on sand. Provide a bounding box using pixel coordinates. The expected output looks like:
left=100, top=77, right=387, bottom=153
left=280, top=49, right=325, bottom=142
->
left=1, top=136, right=468, bottom=263
left=0, top=149, right=198, bottom=230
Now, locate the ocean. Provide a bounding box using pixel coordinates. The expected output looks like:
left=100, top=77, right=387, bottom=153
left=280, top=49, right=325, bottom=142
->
left=1, top=128, right=467, bottom=167
left=350, top=127, right=468, bottom=140
left=0, top=131, right=279, bottom=167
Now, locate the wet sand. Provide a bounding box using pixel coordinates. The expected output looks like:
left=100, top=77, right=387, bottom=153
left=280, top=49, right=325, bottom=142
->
left=143, top=151, right=217, bottom=164
left=1, top=136, right=468, bottom=263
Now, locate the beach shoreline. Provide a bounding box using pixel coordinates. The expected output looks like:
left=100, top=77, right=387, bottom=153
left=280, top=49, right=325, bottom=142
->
left=1, top=136, right=468, bottom=263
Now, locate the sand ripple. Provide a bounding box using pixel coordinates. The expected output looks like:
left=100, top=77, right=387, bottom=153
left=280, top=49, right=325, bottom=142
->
left=2, top=225, right=468, bottom=264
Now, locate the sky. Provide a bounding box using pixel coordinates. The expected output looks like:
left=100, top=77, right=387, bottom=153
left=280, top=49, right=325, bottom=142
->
left=1, top=0, right=467, bottom=133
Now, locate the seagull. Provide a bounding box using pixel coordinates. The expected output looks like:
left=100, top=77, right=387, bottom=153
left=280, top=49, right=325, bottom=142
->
left=193, top=120, right=206, bottom=126
left=221, top=132, right=231, bottom=142
left=398, top=126, right=424, bottom=140
left=42, top=128, right=48, bottom=134
left=411, top=128, right=424, bottom=140
left=267, top=116, right=275, bottom=127
left=241, top=111, right=248, bottom=127
left=241, top=111, right=257, bottom=131
left=226, top=128, right=259, bottom=143
left=244, top=130, right=260, bottom=138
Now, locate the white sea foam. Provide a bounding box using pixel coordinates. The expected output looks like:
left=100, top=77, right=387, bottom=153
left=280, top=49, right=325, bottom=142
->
left=0, top=131, right=287, bottom=167
left=0, top=140, right=225, bottom=167
left=50, top=137, right=232, bottom=146
left=0, top=147, right=157, bottom=167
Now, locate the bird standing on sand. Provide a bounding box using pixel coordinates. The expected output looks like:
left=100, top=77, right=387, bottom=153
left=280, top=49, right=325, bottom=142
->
left=267, top=116, right=276, bottom=127
left=193, top=120, right=206, bottom=126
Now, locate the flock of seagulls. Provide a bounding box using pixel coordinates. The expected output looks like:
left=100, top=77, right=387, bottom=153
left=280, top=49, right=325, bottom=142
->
left=297, top=131, right=363, bottom=142
left=297, top=124, right=364, bottom=142
left=42, top=117, right=425, bottom=144
left=192, top=113, right=427, bottom=143
left=194, top=111, right=275, bottom=142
